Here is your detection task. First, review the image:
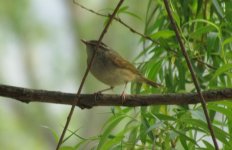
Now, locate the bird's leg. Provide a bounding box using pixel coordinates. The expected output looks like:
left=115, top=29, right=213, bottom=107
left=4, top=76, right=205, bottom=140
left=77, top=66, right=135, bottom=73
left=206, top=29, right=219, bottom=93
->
left=96, top=86, right=114, bottom=93
left=94, top=86, right=114, bottom=102
left=121, top=82, right=128, bottom=103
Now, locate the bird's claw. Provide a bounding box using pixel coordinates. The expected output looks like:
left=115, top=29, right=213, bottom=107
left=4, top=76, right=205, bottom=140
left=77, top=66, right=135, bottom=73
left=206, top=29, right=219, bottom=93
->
left=120, top=91, right=126, bottom=104
left=94, top=91, right=103, bottom=104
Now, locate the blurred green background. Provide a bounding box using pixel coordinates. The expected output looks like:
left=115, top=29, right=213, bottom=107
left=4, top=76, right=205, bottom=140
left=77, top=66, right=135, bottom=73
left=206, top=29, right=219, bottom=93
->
left=0, top=0, right=146, bottom=149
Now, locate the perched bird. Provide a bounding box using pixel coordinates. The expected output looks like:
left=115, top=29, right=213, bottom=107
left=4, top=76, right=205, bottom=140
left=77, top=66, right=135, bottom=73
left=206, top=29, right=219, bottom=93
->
left=81, top=40, right=161, bottom=98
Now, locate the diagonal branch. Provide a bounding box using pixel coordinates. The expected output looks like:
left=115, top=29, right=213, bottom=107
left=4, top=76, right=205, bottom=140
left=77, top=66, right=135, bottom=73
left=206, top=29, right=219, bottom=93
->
left=163, top=0, right=219, bottom=149
left=0, top=84, right=231, bottom=108
left=56, top=0, right=125, bottom=149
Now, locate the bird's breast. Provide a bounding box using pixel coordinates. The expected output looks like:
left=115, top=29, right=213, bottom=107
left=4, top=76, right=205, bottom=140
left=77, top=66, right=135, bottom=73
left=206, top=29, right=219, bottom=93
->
left=88, top=55, right=136, bottom=86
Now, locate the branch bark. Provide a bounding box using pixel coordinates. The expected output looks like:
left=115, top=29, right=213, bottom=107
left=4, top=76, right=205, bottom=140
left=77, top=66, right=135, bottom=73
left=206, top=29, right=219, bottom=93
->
left=0, top=84, right=231, bottom=109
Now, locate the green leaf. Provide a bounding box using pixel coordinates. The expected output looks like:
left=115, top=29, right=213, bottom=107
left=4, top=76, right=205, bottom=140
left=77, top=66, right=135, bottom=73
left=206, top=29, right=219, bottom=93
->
left=142, top=116, right=154, bottom=141
left=41, top=125, right=59, bottom=142
left=179, top=136, right=189, bottom=150
left=183, top=19, right=221, bottom=35
left=117, top=6, right=141, bottom=20
left=150, top=30, right=175, bottom=40
left=60, top=146, right=75, bottom=150
left=212, top=0, right=224, bottom=18
left=117, top=6, right=129, bottom=14
left=223, top=37, right=232, bottom=46
left=139, top=107, right=148, bottom=144
left=123, top=11, right=142, bottom=20
left=203, top=140, right=215, bottom=149
left=153, top=113, right=176, bottom=121
left=170, top=126, right=198, bottom=146
left=172, top=10, right=180, bottom=27
left=101, top=129, right=125, bottom=149
left=208, top=104, right=232, bottom=120
left=184, top=118, right=230, bottom=145
left=189, top=26, right=215, bottom=39
left=212, top=64, right=232, bottom=79
left=97, top=115, right=126, bottom=150
left=126, top=127, right=138, bottom=150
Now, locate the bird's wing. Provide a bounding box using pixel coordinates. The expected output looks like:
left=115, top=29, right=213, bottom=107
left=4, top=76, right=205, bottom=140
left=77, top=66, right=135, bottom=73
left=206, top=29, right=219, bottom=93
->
left=106, top=49, right=140, bottom=75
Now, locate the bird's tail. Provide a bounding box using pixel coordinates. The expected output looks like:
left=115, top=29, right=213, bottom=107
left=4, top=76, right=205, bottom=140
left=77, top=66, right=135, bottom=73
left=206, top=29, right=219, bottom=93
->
left=137, top=76, right=162, bottom=88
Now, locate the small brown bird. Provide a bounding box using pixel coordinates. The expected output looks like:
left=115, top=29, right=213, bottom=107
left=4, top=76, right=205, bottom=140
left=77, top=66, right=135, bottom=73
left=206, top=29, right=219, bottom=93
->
left=81, top=40, right=161, bottom=96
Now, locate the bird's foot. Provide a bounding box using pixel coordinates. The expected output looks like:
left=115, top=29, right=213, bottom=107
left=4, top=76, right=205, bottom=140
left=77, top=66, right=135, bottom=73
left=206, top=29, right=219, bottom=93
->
left=94, top=91, right=103, bottom=104
left=94, top=87, right=113, bottom=104
left=79, top=103, right=92, bottom=109
left=120, top=91, right=126, bottom=104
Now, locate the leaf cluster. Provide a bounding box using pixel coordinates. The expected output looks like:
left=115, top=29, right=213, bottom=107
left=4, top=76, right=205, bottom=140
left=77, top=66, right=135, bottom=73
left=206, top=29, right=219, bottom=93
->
left=62, top=0, right=232, bottom=149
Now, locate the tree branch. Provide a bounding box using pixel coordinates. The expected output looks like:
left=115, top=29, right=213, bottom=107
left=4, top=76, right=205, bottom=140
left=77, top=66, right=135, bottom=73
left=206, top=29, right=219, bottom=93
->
left=0, top=84, right=231, bottom=109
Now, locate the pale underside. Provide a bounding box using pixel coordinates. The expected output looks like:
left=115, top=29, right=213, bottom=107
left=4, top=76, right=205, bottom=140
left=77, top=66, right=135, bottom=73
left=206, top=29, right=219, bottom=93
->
left=90, top=66, right=137, bottom=86
left=87, top=47, right=140, bottom=87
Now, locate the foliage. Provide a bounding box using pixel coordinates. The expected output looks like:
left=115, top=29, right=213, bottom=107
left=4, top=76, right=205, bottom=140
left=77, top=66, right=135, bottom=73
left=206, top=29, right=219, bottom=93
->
left=1, top=0, right=232, bottom=149
left=65, top=0, right=232, bottom=149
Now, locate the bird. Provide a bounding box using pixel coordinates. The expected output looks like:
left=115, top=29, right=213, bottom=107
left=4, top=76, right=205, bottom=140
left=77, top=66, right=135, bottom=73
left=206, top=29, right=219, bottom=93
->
left=81, top=40, right=162, bottom=99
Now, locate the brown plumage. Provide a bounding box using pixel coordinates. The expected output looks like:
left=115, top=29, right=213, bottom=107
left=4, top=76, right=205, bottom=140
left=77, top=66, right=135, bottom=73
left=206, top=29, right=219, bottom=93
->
left=81, top=40, right=162, bottom=89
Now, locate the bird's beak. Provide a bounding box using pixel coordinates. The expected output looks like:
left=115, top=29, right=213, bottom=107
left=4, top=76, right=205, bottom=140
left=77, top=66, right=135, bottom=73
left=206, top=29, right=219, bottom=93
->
left=80, top=39, right=87, bottom=44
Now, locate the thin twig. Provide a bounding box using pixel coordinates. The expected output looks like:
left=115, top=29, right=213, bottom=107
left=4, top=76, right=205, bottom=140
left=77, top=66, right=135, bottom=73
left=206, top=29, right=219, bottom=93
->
left=194, top=57, right=217, bottom=69
left=56, top=0, right=125, bottom=149
left=1, top=84, right=232, bottom=107
left=163, top=0, right=219, bottom=149
left=73, top=0, right=157, bottom=44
